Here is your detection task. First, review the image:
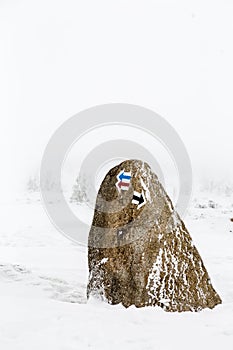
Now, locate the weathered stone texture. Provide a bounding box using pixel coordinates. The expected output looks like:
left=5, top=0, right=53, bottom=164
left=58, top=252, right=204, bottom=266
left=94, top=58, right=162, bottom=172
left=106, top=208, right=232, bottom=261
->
left=87, top=160, right=221, bottom=311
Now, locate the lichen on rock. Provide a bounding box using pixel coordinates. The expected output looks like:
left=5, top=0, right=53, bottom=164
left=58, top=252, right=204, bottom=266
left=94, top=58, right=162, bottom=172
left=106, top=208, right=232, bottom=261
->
left=87, top=159, right=222, bottom=312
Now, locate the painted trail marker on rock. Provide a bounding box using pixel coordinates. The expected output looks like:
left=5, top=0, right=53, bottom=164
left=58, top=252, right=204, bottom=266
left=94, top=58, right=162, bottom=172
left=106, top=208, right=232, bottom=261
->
left=88, top=159, right=222, bottom=312
left=116, top=170, right=131, bottom=191
left=132, top=191, right=146, bottom=209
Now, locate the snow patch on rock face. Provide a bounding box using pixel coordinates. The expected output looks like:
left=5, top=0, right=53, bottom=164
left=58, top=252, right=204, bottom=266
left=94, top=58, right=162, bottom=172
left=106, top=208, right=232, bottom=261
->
left=158, top=233, right=163, bottom=240
left=171, top=254, right=179, bottom=278
left=146, top=248, right=163, bottom=299
left=146, top=247, right=175, bottom=309
left=101, top=258, right=108, bottom=264
left=159, top=298, right=171, bottom=307
left=140, top=177, right=152, bottom=203
left=167, top=200, right=173, bottom=213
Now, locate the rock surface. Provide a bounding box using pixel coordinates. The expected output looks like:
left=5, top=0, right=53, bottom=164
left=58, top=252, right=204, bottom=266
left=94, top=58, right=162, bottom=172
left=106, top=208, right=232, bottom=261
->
left=87, top=159, right=222, bottom=311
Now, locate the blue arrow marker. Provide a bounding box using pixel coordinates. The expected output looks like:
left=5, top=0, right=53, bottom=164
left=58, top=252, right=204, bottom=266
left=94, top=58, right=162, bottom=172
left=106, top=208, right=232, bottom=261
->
left=119, top=171, right=131, bottom=181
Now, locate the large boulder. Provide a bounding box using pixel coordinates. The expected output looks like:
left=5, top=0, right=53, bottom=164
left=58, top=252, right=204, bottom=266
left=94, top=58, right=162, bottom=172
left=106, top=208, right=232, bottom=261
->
left=87, top=159, right=221, bottom=311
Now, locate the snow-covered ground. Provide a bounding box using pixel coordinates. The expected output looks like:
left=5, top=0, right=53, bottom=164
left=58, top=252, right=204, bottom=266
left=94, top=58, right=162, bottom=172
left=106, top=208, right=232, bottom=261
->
left=0, top=192, right=233, bottom=350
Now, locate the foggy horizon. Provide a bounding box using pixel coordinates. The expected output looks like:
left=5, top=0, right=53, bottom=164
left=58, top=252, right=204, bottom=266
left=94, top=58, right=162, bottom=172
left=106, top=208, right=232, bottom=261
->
left=1, top=0, right=233, bottom=200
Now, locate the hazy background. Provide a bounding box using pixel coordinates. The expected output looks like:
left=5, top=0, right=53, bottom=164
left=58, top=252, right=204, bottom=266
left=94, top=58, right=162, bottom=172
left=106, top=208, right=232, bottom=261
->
left=0, top=0, right=233, bottom=202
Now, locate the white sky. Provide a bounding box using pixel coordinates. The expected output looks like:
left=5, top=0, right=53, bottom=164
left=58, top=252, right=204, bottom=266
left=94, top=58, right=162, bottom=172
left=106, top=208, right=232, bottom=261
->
left=0, top=0, right=233, bottom=200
